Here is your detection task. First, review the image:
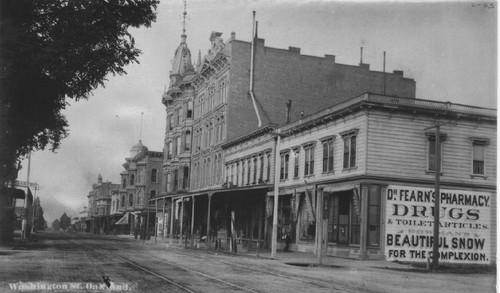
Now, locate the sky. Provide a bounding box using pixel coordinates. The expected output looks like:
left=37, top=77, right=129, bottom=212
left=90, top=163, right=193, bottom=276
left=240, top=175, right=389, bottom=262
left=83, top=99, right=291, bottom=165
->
left=16, top=0, right=497, bottom=224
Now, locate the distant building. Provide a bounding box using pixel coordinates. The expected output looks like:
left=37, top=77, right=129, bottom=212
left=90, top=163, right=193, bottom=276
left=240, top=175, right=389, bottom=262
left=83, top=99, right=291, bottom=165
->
left=118, top=141, right=163, bottom=239
left=87, top=175, right=119, bottom=234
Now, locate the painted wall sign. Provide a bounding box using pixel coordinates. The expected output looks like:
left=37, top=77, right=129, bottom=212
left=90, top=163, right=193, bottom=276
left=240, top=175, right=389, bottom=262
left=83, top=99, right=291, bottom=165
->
left=385, top=185, right=491, bottom=264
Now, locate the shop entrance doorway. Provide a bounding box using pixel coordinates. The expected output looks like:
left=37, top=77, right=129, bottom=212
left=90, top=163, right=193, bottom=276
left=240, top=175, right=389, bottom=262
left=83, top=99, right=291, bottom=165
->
left=326, top=189, right=360, bottom=245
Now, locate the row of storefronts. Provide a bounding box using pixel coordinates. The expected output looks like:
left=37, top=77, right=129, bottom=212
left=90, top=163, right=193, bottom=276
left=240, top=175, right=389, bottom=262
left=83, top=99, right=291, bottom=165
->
left=150, top=93, right=496, bottom=265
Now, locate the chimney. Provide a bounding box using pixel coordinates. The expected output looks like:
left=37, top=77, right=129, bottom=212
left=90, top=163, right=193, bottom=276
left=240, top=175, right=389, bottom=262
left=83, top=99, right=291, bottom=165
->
left=285, top=100, right=292, bottom=124
left=231, top=32, right=236, bottom=40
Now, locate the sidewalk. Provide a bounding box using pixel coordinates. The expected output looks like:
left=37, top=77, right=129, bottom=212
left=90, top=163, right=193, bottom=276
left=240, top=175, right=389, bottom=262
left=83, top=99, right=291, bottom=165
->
left=143, top=237, right=414, bottom=272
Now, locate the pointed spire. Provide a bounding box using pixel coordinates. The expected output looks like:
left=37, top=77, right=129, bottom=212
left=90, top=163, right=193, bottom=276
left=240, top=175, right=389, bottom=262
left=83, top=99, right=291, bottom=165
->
left=181, top=0, right=187, bottom=42
left=197, top=50, right=201, bottom=69
left=139, top=112, right=144, bottom=141
left=168, top=0, right=194, bottom=80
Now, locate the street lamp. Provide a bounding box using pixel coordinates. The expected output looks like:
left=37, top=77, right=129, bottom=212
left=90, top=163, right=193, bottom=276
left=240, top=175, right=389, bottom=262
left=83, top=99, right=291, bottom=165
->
left=424, top=123, right=441, bottom=270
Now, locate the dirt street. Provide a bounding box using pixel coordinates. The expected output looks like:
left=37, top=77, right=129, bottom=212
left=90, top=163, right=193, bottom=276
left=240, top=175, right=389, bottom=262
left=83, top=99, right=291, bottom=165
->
left=0, top=231, right=495, bottom=292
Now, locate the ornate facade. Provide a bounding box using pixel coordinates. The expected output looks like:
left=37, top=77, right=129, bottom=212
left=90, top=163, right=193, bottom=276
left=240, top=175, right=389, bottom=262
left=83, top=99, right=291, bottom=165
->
left=118, top=141, right=163, bottom=238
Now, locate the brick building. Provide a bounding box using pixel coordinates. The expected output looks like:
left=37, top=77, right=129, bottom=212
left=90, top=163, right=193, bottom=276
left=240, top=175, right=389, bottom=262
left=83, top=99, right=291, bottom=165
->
left=118, top=141, right=163, bottom=239
left=155, top=17, right=417, bottom=248
left=87, top=175, right=119, bottom=234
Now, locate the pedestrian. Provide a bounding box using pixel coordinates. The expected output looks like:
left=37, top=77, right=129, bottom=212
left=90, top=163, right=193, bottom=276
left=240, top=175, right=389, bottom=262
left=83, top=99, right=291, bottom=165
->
left=284, top=233, right=291, bottom=252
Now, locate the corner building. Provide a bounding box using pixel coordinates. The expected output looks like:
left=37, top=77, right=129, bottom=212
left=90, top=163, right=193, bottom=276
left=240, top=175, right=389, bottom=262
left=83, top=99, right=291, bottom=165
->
left=225, top=93, right=496, bottom=264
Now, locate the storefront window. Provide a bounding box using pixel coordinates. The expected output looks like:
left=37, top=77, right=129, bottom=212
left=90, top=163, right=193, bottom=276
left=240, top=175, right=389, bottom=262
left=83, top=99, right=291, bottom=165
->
left=278, top=195, right=293, bottom=241
left=298, top=191, right=316, bottom=242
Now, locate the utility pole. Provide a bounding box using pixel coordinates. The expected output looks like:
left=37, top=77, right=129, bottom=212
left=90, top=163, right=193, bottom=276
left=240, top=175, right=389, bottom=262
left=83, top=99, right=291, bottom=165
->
left=22, top=153, right=31, bottom=240
left=425, top=123, right=441, bottom=269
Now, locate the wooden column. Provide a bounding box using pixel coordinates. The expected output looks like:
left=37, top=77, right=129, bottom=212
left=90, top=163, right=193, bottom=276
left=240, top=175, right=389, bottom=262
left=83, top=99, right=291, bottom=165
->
left=206, top=193, right=212, bottom=248
left=170, top=198, right=175, bottom=244
left=230, top=210, right=236, bottom=252
left=162, top=199, right=166, bottom=240
left=191, top=196, right=195, bottom=248
left=180, top=198, right=184, bottom=245
left=154, top=199, right=158, bottom=242
left=360, top=185, right=369, bottom=260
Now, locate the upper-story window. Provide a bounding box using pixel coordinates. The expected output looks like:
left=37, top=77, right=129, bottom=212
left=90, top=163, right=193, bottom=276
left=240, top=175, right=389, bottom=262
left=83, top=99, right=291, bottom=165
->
left=130, top=174, right=135, bottom=186
left=151, top=169, right=158, bottom=183
left=169, top=114, right=174, bottom=130
left=187, top=100, right=193, bottom=118
left=321, top=137, right=335, bottom=173
left=293, top=148, right=300, bottom=178
left=220, top=78, right=227, bottom=103
left=259, top=155, right=264, bottom=183
left=215, top=117, right=220, bottom=143
left=176, top=136, right=182, bottom=156
left=185, top=130, right=191, bottom=151
left=209, top=122, right=214, bottom=146
left=121, top=195, right=125, bottom=207
left=183, top=166, right=190, bottom=189
left=426, top=132, right=446, bottom=172
left=280, top=152, right=290, bottom=180
left=177, top=107, right=183, bottom=125
left=128, top=194, right=133, bottom=206
left=122, top=178, right=126, bottom=189
left=471, top=138, right=489, bottom=176
left=150, top=190, right=156, bottom=198
left=173, top=169, right=179, bottom=191
left=304, top=144, right=315, bottom=176
left=219, top=116, right=225, bottom=141
left=167, top=141, right=173, bottom=159
left=341, top=129, right=359, bottom=170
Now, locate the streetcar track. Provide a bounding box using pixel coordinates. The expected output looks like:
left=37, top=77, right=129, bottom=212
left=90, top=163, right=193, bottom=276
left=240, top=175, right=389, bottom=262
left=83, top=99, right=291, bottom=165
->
left=166, top=249, right=339, bottom=290
left=65, top=233, right=353, bottom=292
left=99, top=247, right=259, bottom=293
left=63, top=234, right=259, bottom=292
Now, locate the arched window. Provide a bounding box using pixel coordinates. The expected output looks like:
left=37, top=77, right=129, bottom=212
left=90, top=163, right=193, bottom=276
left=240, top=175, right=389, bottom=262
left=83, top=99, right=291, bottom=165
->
left=128, top=194, right=133, bottom=206
left=121, top=196, right=125, bottom=207
left=185, top=130, right=191, bottom=151
left=130, top=174, right=135, bottom=186
left=209, top=122, right=214, bottom=146
left=187, top=100, right=193, bottom=118
left=122, top=178, right=126, bottom=189
left=215, top=117, right=220, bottom=143
left=219, top=116, right=225, bottom=141
left=183, top=166, right=189, bottom=189
left=173, top=169, right=179, bottom=191
left=177, top=107, right=183, bottom=125
left=151, top=169, right=157, bottom=183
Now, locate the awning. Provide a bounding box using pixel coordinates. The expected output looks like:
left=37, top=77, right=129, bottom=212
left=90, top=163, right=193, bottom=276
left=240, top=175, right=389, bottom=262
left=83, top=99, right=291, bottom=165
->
left=322, top=184, right=361, bottom=217
left=322, top=183, right=359, bottom=194
left=266, top=186, right=308, bottom=196
left=115, top=212, right=130, bottom=225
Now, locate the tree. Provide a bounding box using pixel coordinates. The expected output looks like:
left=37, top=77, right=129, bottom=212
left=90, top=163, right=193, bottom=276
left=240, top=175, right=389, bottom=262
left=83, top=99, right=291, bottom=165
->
left=59, top=212, right=71, bottom=230
left=51, top=219, right=60, bottom=230
left=33, top=197, right=46, bottom=231
left=0, top=0, right=158, bottom=243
